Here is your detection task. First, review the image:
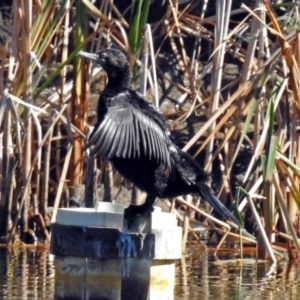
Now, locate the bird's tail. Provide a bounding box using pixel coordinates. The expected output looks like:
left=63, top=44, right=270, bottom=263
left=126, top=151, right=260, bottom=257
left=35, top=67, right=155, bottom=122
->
left=197, top=183, right=242, bottom=227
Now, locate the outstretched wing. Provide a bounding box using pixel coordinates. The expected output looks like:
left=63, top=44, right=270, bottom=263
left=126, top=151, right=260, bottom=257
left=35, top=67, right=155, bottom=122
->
left=86, top=91, right=173, bottom=169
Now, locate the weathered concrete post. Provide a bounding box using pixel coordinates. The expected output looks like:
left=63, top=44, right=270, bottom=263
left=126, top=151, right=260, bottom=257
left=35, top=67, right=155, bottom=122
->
left=51, top=202, right=182, bottom=300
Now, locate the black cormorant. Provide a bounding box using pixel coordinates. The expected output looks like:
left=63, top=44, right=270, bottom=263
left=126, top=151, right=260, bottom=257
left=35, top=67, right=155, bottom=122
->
left=78, top=48, right=241, bottom=227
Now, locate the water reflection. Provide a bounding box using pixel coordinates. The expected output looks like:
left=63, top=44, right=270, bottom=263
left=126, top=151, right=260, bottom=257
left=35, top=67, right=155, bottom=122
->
left=1, top=244, right=300, bottom=299
left=0, top=247, right=54, bottom=300
left=175, top=247, right=300, bottom=300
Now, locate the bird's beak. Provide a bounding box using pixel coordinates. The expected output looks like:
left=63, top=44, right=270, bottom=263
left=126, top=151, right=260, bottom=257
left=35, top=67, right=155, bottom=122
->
left=78, top=50, right=98, bottom=63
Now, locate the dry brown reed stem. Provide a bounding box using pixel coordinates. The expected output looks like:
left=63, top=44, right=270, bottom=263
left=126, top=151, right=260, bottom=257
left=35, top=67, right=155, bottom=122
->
left=175, top=197, right=257, bottom=248
left=51, top=145, right=73, bottom=224
left=7, top=103, right=69, bottom=245
left=243, top=79, right=286, bottom=184
left=215, top=227, right=256, bottom=246
left=59, top=0, right=71, bottom=192
left=183, top=79, right=253, bottom=153
left=146, top=24, right=159, bottom=108
left=174, top=196, right=255, bottom=254
left=273, top=171, right=300, bottom=257
left=264, top=2, right=300, bottom=252
left=218, top=152, right=231, bottom=201
left=247, top=195, right=277, bottom=263
left=241, top=4, right=265, bottom=83
left=168, top=0, right=196, bottom=98
left=182, top=195, right=192, bottom=252
left=205, top=0, right=232, bottom=174
left=54, top=121, right=62, bottom=190
left=104, top=0, right=129, bottom=28
left=202, top=88, right=253, bottom=167
left=0, top=98, right=13, bottom=237
left=263, top=1, right=300, bottom=119
left=21, top=0, right=33, bottom=235
left=94, top=0, right=112, bottom=50
left=2, top=1, right=77, bottom=243
left=277, top=159, right=300, bottom=188
left=40, top=120, right=53, bottom=220
left=31, top=110, right=42, bottom=215
left=31, top=0, right=65, bottom=53
left=82, top=0, right=128, bottom=49
left=238, top=176, right=264, bottom=213
left=189, top=1, right=206, bottom=92
left=71, top=59, right=86, bottom=185
left=193, top=80, right=243, bottom=157
left=176, top=196, right=234, bottom=230
left=277, top=231, right=300, bottom=245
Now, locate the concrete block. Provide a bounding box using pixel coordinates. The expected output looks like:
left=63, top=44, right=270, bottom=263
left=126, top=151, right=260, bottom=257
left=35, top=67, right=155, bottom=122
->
left=153, top=227, right=182, bottom=259
left=51, top=223, right=155, bottom=259
left=54, top=256, right=175, bottom=300
left=54, top=256, right=85, bottom=300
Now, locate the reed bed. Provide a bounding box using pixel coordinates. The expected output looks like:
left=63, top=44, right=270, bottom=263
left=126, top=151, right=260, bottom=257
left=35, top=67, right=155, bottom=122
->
left=0, top=0, right=299, bottom=260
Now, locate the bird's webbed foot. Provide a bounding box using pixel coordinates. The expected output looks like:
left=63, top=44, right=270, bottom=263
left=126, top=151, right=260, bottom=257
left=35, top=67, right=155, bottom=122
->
left=124, top=203, right=154, bottom=229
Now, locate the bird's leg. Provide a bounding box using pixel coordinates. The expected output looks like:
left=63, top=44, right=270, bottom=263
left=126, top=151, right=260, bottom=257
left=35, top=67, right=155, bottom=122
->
left=124, top=193, right=156, bottom=228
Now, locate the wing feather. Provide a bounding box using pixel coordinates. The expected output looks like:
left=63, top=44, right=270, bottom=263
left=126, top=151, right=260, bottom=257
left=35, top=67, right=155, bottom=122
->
left=85, top=118, right=110, bottom=150
left=116, top=123, right=126, bottom=157
left=107, top=123, right=122, bottom=158
left=134, top=117, right=141, bottom=158
left=86, top=91, right=174, bottom=169
left=128, top=122, right=134, bottom=158
left=138, top=119, right=147, bottom=155
left=90, top=118, right=114, bottom=157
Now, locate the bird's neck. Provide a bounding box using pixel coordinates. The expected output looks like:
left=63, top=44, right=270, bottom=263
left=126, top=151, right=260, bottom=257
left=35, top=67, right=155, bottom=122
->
left=106, top=67, right=131, bottom=90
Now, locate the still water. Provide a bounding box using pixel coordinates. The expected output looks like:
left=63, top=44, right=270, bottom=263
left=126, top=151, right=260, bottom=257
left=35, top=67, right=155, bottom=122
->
left=0, top=243, right=300, bottom=300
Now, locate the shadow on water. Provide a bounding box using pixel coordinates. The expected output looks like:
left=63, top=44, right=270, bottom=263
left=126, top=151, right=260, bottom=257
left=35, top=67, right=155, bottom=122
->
left=1, top=244, right=300, bottom=299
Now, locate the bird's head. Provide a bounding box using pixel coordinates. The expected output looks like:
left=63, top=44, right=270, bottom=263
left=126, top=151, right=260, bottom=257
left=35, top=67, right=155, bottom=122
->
left=78, top=48, right=130, bottom=87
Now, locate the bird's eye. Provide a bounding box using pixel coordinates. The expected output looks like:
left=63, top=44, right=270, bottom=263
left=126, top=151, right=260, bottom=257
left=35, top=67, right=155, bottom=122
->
left=101, top=53, right=107, bottom=59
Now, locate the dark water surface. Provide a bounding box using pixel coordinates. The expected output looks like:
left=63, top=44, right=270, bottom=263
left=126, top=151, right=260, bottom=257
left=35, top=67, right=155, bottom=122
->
left=0, top=244, right=300, bottom=300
